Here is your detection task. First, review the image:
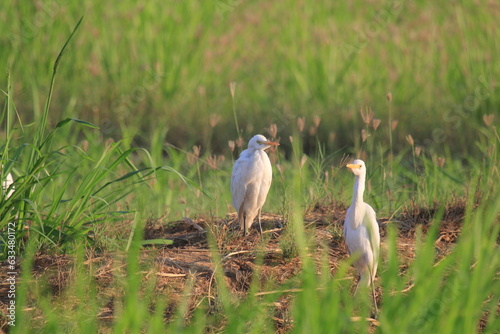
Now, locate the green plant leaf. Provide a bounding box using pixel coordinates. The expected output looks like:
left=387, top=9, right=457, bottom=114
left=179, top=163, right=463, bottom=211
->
left=140, top=239, right=174, bottom=245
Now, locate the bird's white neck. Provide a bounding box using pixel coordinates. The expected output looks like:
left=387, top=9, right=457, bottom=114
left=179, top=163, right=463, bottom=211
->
left=351, top=174, right=365, bottom=206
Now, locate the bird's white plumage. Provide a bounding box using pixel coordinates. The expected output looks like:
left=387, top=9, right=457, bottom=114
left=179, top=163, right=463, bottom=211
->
left=231, top=134, right=278, bottom=234
left=344, top=202, right=379, bottom=287
left=344, top=159, right=380, bottom=289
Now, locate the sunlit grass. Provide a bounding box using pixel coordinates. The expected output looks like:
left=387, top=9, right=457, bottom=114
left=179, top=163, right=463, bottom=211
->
left=1, top=1, right=499, bottom=155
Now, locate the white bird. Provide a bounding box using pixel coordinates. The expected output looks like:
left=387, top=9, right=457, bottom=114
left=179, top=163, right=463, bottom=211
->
left=231, top=134, right=279, bottom=235
left=2, top=169, right=14, bottom=198
left=344, top=159, right=380, bottom=312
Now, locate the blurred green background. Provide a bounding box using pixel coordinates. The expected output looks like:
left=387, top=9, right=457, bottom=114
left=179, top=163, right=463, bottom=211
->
left=2, top=0, right=498, bottom=156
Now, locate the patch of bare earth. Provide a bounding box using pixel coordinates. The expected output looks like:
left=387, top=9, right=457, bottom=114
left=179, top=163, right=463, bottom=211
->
left=0, top=200, right=471, bottom=332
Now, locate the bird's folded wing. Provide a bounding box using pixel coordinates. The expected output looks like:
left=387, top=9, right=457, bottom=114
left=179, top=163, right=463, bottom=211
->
left=231, top=158, right=258, bottom=210
left=364, top=206, right=380, bottom=259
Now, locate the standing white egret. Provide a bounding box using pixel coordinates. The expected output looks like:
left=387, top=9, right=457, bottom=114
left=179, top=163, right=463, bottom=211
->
left=344, top=159, right=380, bottom=313
left=231, top=134, right=279, bottom=235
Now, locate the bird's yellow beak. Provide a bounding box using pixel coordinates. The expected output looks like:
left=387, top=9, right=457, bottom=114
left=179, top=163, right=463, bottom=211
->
left=258, top=140, right=280, bottom=146
left=346, top=163, right=362, bottom=170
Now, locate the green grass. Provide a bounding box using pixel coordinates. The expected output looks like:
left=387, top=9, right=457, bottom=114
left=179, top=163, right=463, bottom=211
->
left=0, top=1, right=499, bottom=333
left=1, top=0, right=499, bottom=155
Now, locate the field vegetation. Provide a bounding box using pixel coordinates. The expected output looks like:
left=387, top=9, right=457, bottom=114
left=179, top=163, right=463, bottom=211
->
left=0, top=1, right=499, bottom=333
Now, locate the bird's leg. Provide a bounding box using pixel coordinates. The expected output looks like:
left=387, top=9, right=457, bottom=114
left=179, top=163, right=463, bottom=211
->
left=353, top=273, right=378, bottom=316
left=238, top=206, right=247, bottom=236
left=243, top=214, right=248, bottom=236
left=371, top=278, right=378, bottom=316
left=258, top=209, right=263, bottom=235
left=353, top=275, right=360, bottom=295
left=369, top=269, right=378, bottom=316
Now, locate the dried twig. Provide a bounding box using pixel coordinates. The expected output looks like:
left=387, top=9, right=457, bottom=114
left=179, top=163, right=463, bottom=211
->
left=183, top=217, right=205, bottom=232
left=222, top=250, right=252, bottom=261
left=169, top=248, right=211, bottom=253
left=254, top=288, right=304, bottom=296
left=207, top=267, right=216, bottom=302
left=161, top=258, right=213, bottom=274
left=156, top=272, right=187, bottom=277
left=389, top=283, right=415, bottom=295
left=262, top=228, right=283, bottom=234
